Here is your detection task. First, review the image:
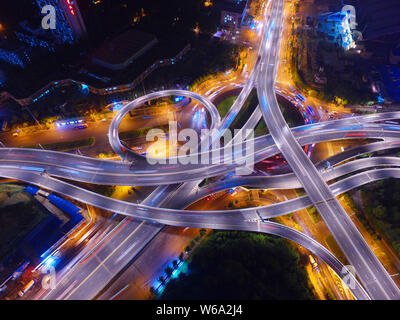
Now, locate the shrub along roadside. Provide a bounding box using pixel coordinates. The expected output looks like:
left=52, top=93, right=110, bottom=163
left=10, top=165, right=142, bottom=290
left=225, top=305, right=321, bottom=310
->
left=24, top=137, right=95, bottom=152
left=160, top=230, right=314, bottom=300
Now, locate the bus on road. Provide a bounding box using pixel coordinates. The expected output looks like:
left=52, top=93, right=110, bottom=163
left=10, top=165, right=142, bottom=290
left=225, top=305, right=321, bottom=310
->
left=55, top=119, right=88, bottom=130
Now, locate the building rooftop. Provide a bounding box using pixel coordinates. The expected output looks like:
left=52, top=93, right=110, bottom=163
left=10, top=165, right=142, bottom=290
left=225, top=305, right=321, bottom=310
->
left=92, top=29, right=157, bottom=66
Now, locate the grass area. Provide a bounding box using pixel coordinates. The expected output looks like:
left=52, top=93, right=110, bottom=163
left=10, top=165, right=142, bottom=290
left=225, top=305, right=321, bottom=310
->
left=24, top=137, right=95, bottom=151
left=340, top=194, right=358, bottom=213
left=255, top=120, right=269, bottom=137
left=119, top=124, right=170, bottom=142
left=296, top=189, right=306, bottom=197
left=229, top=90, right=260, bottom=131
left=119, top=129, right=148, bottom=141
left=307, top=206, right=322, bottom=224
left=278, top=100, right=304, bottom=128
left=325, top=235, right=348, bottom=264
left=0, top=184, right=24, bottom=193
left=217, top=96, right=237, bottom=118
left=199, top=178, right=210, bottom=188
left=92, top=185, right=116, bottom=198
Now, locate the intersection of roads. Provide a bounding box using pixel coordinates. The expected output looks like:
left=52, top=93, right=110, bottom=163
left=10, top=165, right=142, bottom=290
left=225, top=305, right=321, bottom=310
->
left=3, top=0, right=400, bottom=300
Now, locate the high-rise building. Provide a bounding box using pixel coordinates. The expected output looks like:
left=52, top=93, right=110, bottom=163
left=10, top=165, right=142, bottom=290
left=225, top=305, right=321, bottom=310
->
left=219, top=0, right=248, bottom=29
left=35, top=0, right=87, bottom=44
left=317, top=11, right=355, bottom=50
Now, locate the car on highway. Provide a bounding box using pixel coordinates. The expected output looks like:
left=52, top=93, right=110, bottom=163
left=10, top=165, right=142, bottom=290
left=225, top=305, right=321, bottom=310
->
left=309, top=255, right=319, bottom=272
left=18, top=280, right=36, bottom=297
left=75, top=123, right=88, bottom=129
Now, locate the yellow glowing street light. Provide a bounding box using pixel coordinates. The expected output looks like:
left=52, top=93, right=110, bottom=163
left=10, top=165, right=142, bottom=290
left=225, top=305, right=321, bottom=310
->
left=204, top=1, right=213, bottom=7
left=147, top=140, right=177, bottom=158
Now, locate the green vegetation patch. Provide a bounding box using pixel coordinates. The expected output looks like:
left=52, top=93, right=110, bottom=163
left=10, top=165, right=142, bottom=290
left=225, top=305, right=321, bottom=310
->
left=255, top=120, right=269, bottom=137
left=119, top=125, right=169, bottom=142
left=143, top=38, right=239, bottom=92
left=25, top=137, right=95, bottom=151
left=119, top=130, right=147, bottom=141
left=278, top=101, right=304, bottom=128
left=361, top=178, right=400, bottom=258
left=0, top=188, right=49, bottom=261
left=229, top=90, right=260, bottom=131
left=92, top=185, right=116, bottom=198
left=0, top=184, right=24, bottom=195
left=160, top=231, right=314, bottom=300
left=217, top=96, right=237, bottom=118
left=325, top=235, right=347, bottom=264
left=307, top=206, right=322, bottom=224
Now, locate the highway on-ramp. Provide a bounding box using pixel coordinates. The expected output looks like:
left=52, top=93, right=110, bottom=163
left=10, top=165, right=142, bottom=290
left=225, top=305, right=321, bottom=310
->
left=257, top=0, right=400, bottom=300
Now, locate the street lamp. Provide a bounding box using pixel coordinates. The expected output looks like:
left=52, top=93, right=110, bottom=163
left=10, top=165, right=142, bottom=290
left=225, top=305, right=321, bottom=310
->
left=23, top=106, right=42, bottom=128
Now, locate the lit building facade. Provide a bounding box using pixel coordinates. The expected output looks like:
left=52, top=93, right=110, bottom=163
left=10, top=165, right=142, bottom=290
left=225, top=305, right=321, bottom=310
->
left=220, top=0, right=247, bottom=29
left=35, top=0, right=87, bottom=44
left=317, top=11, right=355, bottom=50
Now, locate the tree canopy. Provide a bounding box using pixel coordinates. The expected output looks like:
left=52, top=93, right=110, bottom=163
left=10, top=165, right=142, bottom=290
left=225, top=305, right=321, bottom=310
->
left=361, top=178, right=400, bottom=258
left=160, top=231, right=314, bottom=300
